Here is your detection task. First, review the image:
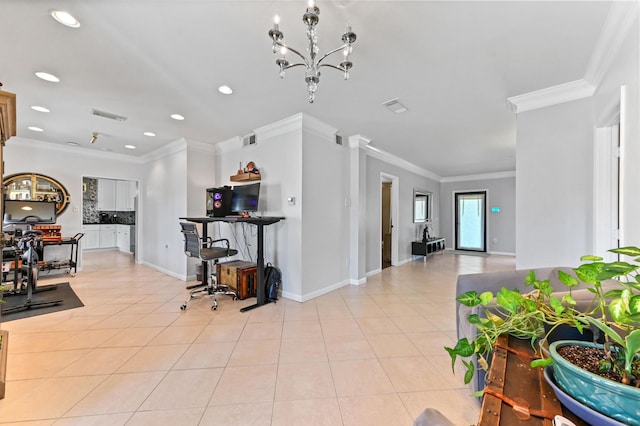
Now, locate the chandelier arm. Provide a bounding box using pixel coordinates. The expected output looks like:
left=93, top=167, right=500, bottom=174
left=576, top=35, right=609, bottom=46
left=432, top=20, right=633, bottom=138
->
left=319, top=64, right=346, bottom=72
left=284, top=63, right=307, bottom=70
left=316, top=44, right=349, bottom=66
left=275, top=41, right=310, bottom=68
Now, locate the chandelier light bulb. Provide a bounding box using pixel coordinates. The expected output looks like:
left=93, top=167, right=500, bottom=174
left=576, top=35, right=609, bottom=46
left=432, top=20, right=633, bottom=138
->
left=307, top=0, right=315, bottom=8
left=273, top=14, right=280, bottom=25
left=280, top=46, right=287, bottom=55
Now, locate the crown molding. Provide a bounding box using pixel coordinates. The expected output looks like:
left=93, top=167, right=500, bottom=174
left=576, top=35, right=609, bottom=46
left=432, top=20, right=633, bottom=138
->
left=254, top=113, right=303, bottom=140
left=302, top=114, right=339, bottom=141
left=441, top=170, right=516, bottom=183
left=140, top=138, right=187, bottom=162
left=363, top=143, right=441, bottom=182
left=348, top=134, right=371, bottom=149
left=7, top=136, right=145, bottom=164
left=185, top=138, right=216, bottom=154
left=507, top=79, right=595, bottom=114
left=506, top=2, right=638, bottom=115
left=585, top=1, right=639, bottom=88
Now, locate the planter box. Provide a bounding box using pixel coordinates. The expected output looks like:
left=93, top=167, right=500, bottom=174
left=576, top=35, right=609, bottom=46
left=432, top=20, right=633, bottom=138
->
left=0, top=329, right=8, bottom=399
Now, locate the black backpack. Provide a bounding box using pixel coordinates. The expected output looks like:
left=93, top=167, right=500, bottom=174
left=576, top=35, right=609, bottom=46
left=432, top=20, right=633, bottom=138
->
left=264, top=263, right=281, bottom=302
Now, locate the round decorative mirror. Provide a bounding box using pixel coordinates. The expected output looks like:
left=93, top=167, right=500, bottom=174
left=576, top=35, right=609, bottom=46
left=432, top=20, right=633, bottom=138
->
left=3, top=172, right=71, bottom=215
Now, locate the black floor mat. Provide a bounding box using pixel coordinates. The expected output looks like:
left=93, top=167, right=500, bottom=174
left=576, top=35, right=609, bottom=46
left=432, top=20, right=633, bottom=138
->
left=1, top=282, right=84, bottom=322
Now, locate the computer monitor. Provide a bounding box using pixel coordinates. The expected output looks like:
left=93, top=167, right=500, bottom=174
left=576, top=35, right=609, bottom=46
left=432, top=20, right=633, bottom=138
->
left=230, top=182, right=260, bottom=213
left=3, top=200, right=57, bottom=224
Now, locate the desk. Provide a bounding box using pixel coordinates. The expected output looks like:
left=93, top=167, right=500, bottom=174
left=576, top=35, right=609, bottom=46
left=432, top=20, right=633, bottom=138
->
left=179, top=216, right=284, bottom=312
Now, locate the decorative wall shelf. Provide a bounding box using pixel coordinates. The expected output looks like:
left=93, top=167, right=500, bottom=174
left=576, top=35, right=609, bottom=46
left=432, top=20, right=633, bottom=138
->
left=230, top=172, right=261, bottom=182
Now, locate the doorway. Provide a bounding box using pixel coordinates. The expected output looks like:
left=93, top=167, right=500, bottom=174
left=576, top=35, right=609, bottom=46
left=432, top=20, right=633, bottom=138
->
left=455, top=191, right=486, bottom=252
left=382, top=182, right=392, bottom=268
left=380, top=173, right=399, bottom=269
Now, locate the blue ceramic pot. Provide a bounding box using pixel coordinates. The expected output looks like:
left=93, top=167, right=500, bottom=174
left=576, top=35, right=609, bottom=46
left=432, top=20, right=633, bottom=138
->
left=549, top=340, right=640, bottom=426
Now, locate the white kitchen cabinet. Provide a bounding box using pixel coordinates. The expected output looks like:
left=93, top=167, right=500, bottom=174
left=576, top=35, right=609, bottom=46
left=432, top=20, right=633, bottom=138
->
left=116, top=180, right=136, bottom=211
left=81, top=225, right=100, bottom=250
left=99, top=224, right=116, bottom=248
left=97, top=179, right=116, bottom=211
left=117, top=225, right=131, bottom=252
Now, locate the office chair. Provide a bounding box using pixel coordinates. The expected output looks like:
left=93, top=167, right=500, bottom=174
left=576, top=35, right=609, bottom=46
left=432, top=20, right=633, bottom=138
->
left=179, top=222, right=238, bottom=311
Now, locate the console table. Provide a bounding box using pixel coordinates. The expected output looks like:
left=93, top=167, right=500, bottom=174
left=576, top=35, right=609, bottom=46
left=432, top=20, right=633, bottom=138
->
left=179, top=216, right=284, bottom=312
left=411, top=238, right=445, bottom=257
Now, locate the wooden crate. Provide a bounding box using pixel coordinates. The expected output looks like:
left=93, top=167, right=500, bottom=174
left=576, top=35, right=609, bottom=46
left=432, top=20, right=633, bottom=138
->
left=478, top=334, right=588, bottom=426
left=216, top=260, right=257, bottom=300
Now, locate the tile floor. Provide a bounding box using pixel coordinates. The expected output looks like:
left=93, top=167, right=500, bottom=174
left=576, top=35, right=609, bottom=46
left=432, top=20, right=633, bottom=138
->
left=0, top=250, right=515, bottom=425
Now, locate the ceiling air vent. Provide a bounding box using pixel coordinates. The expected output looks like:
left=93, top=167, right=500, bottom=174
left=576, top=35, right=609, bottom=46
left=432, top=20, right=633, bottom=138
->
left=382, top=98, right=408, bottom=114
left=335, top=134, right=343, bottom=145
left=89, top=108, right=128, bottom=122
left=243, top=133, right=256, bottom=146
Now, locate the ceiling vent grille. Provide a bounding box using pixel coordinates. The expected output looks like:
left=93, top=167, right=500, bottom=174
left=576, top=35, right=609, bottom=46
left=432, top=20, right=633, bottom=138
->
left=89, top=108, right=128, bottom=122
left=243, top=133, right=256, bottom=146
left=335, top=134, right=343, bottom=145
left=382, top=98, right=408, bottom=114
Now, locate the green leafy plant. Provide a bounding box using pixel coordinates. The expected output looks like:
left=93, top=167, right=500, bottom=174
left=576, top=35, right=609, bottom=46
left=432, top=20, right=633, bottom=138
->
left=563, top=247, right=640, bottom=385
left=446, top=246, right=640, bottom=388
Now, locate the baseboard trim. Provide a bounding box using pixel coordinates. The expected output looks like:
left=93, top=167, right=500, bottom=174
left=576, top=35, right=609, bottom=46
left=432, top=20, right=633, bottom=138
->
left=140, top=261, right=188, bottom=281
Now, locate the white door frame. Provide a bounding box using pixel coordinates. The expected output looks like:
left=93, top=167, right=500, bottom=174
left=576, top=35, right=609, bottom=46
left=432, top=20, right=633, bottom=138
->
left=594, top=104, right=620, bottom=260
left=380, top=173, right=399, bottom=268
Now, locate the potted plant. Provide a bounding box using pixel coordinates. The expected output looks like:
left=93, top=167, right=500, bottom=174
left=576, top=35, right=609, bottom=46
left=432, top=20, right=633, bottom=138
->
left=543, top=247, right=640, bottom=425
left=445, top=246, right=640, bottom=424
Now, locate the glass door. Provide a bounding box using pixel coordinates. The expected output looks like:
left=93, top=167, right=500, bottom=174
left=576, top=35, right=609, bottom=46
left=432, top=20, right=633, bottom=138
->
left=455, top=191, right=486, bottom=252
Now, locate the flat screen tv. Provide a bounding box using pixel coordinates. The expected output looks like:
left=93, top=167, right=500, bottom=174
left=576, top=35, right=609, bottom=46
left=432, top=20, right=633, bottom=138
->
left=231, top=182, right=260, bottom=213
left=3, top=200, right=57, bottom=224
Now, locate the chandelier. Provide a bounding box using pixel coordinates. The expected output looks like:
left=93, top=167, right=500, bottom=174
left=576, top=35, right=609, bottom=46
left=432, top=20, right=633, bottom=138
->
left=268, top=0, right=356, bottom=103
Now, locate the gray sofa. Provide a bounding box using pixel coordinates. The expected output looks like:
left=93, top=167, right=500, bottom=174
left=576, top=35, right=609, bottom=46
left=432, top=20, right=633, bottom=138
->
left=455, top=266, right=608, bottom=394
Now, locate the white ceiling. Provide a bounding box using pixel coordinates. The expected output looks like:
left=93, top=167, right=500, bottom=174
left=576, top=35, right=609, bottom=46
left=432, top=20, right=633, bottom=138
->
left=1, top=0, right=613, bottom=178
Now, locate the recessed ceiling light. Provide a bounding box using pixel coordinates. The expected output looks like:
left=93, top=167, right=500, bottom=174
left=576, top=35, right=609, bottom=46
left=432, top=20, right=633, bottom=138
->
left=125, top=145, right=136, bottom=149
left=218, top=85, right=234, bottom=95
left=143, top=132, right=156, bottom=137
left=31, top=105, right=50, bottom=113
left=50, top=10, right=80, bottom=28
left=28, top=126, right=44, bottom=132
left=67, top=142, right=79, bottom=146
left=171, top=114, right=185, bottom=121
left=35, top=72, right=60, bottom=83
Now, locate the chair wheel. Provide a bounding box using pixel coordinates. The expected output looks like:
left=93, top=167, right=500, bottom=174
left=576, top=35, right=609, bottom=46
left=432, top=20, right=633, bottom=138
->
left=233, top=296, right=238, bottom=301
left=211, top=305, right=217, bottom=311
left=180, top=304, right=187, bottom=311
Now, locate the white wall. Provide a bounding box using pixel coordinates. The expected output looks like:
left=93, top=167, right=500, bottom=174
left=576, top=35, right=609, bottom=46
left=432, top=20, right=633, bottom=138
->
left=4, top=137, right=144, bottom=266
left=215, top=116, right=302, bottom=300
left=516, top=98, right=595, bottom=269
left=364, top=155, right=440, bottom=274
left=140, top=140, right=189, bottom=279
left=441, top=176, right=516, bottom=255
left=593, top=16, right=640, bottom=247
left=515, top=10, right=639, bottom=268
left=300, top=116, right=351, bottom=299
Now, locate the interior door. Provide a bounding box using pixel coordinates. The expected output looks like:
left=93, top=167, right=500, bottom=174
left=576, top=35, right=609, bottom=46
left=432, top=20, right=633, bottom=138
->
left=455, top=191, right=486, bottom=252
left=381, top=182, right=392, bottom=269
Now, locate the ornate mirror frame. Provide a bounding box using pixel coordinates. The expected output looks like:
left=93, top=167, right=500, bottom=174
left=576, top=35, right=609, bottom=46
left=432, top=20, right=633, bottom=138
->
left=3, top=172, right=71, bottom=215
